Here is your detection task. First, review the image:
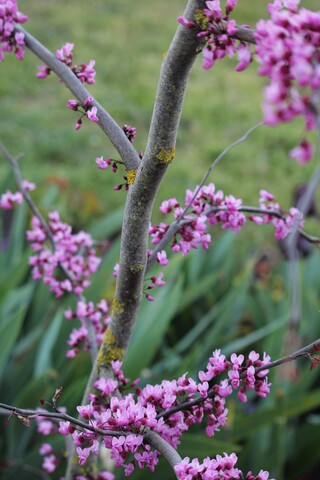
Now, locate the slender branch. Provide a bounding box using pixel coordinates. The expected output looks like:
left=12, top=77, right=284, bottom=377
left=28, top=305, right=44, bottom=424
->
left=0, top=403, right=182, bottom=473
left=220, top=21, right=256, bottom=45
left=0, top=402, right=126, bottom=437
left=15, top=26, right=140, bottom=172
left=146, top=205, right=320, bottom=273
left=146, top=122, right=263, bottom=271
left=255, top=338, right=320, bottom=372
left=0, top=143, right=98, bottom=363
left=0, top=143, right=55, bottom=251
left=179, top=123, right=263, bottom=225
left=100, top=0, right=209, bottom=358
left=157, top=337, right=320, bottom=421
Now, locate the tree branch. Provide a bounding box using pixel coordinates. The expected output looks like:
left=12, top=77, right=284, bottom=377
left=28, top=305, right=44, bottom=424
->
left=0, top=142, right=98, bottom=363
left=99, top=0, right=208, bottom=361
left=14, top=26, right=140, bottom=172
left=157, top=337, right=320, bottom=421
left=0, top=402, right=125, bottom=437
left=144, top=429, right=182, bottom=475
left=146, top=205, right=320, bottom=273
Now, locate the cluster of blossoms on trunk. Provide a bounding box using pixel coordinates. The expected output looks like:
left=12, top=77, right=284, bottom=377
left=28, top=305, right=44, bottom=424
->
left=35, top=352, right=271, bottom=478
left=178, top=0, right=252, bottom=72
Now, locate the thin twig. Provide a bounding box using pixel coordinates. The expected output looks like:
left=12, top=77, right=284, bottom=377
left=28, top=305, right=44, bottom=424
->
left=146, top=204, right=320, bottom=273
left=0, top=143, right=56, bottom=250
left=14, top=26, right=140, bottom=172
left=0, top=143, right=98, bottom=362
left=157, top=337, right=320, bottom=421
left=146, top=123, right=263, bottom=271
left=177, top=122, right=263, bottom=225
left=0, top=402, right=126, bottom=438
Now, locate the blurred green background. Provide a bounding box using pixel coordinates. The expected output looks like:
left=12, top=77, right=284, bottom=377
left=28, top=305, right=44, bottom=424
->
left=1, top=1, right=320, bottom=479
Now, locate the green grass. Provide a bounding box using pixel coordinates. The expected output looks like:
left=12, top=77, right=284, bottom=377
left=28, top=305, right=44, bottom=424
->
left=0, top=0, right=318, bottom=234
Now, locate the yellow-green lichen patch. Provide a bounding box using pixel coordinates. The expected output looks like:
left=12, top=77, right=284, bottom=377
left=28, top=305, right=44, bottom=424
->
left=97, top=329, right=124, bottom=366
left=112, top=298, right=124, bottom=315
left=155, top=147, right=176, bottom=164
left=127, top=169, right=137, bottom=185
left=129, top=262, right=144, bottom=273
left=194, top=9, right=209, bottom=30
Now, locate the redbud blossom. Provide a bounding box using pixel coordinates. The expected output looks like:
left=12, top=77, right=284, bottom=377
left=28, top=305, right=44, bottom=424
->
left=0, top=0, right=28, bottom=61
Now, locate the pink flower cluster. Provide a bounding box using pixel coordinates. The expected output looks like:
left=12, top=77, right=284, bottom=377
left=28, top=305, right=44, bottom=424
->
left=37, top=42, right=96, bottom=84
left=123, top=124, right=137, bottom=143
left=178, top=0, right=252, bottom=72
left=149, top=184, right=304, bottom=263
left=54, top=352, right=271, bottom=476
left=149, top=183, right=246, bottom=257
left=0, top=0, right=28, bottom=61
left=254, top=0, right=319, bottom=162
left=175, top=453, right=273, bottom=480
left=0, top=189, right=22, bottom=209
left=67, top=96, right=99, bottom=130
left=64, top=299, right=111, bottom=358
left=250, top=189, right=304, bottom=240
left=26, top=211, right=101, bottom=297
left=0, top=179, right=35, bottom=209
left=39, top=443, right=58, bottom=474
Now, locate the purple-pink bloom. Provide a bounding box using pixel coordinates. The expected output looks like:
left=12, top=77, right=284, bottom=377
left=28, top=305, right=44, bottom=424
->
left=177, top=16, right=196, bottom=29
left=289, top=139, right=314, bottom=164
left=96, top=156, right=111, bottom=170
left=42, top=454, right=57, bottom=473
left=67, top=99, right=79, bottom=111
left=94, top=377, right=118, bottom=396
left=87, top=106, right=99, bottom=122
left=37, top=65, right=51, bottom=79
left=157, top=250, right=168, bottom=266
left=39, top=443, right=53, bottom=455
left=56, top=42, right=74, bottom=62
left=0, top=190, right=23, bottom=210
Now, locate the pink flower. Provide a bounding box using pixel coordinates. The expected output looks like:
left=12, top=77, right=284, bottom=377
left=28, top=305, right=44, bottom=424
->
left=56, top=42, right=74, bottom=62
left=42, top=454, right=57, bottom=473
left=39, top=443, right=53, bottom=455
left=77, top=59, right=96, bottom=84
left=37, top=65, right=51, bottom=79
left=177, top=16, right=196, bottom=28
left=157, top=250, right=168, bottom=266
left=0, top=190, right=23, bottom=209
left=96, top=156, right=111, bottom=170
left=67, top=99, right=79, bottom=111
left=94, top=377, right=118, bottom=396
left=76, top=446, right=91, bottom=466
left=113, top=263, right=119, bottom=278
left=87, top=106, right=99, bottom=122
left=58, top=421, right=75, bottom=435
left=235, top=44, right=252, bottom=71
left=289, top=139, right=314, bottom=164
left=123, top=124, right=137, bottom=142
left=22, top=179, right=36, bottom=191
